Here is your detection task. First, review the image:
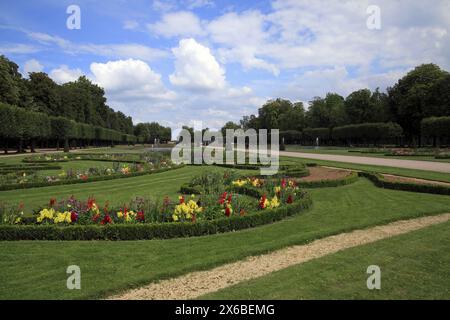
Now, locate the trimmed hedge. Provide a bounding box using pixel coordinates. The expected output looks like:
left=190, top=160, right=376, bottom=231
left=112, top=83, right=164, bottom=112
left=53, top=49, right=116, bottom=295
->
left=295, top=171, right=359, bottom=188
left=0, top=195, right=312, bottom=240
left=333, top=122, right=403, bottom=143
left=422, top=117, right=450, bottom=140
left=359, top=171, right=450, bottom=195
left=0, top=165, right=185, bottom=191
left=0, top=102, right=137, bottom=151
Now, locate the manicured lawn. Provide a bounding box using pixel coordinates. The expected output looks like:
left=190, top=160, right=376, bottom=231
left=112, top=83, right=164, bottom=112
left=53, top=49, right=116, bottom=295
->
left=281, top=156, right=450, bottom=182
left=201, top=220, right=450, bottom=300
left=1, top=178, right=450, bottom=299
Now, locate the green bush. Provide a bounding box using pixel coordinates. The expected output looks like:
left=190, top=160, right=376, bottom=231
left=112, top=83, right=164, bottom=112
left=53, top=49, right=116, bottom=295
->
left=0, top=195, right=312, bottom=240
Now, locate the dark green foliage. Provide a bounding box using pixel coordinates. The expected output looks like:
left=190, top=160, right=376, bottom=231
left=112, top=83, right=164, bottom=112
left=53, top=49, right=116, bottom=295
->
left=332, top=122, right=403, bottom=144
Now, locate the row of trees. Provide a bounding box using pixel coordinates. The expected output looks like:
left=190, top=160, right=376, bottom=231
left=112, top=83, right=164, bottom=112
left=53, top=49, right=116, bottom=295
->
left=134, top=122, right=171, bottom=144
left=230, top=64, right=450, bottom=147
left=0, top=55, right=134, bottom=135
left=0, top=103, right=136, bottom=153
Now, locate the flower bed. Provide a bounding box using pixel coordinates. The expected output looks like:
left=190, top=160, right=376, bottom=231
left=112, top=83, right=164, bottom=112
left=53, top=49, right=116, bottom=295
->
left=0, top=165, right=184, bottom=191
left=0, top=170, right=311, bottom=240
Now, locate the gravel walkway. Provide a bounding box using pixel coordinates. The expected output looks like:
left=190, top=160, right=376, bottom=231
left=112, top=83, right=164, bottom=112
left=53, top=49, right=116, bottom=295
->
left=280, top=151, right=450, bottom=173
left=109, top=213, right=450, bottom=300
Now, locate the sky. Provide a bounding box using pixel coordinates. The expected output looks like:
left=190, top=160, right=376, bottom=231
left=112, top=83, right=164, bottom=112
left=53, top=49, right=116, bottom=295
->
left=1, top=0, right=449, bottom=135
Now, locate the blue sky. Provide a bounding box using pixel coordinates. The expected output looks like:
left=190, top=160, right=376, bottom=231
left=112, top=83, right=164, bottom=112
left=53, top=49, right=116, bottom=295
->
left=1, top=0, right=449, bottom=134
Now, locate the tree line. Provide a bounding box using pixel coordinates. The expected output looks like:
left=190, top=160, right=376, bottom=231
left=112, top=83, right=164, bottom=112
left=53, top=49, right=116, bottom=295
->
left=0, top=55, right=171, bottom=152
left=224, top=63, right=450, bottom=147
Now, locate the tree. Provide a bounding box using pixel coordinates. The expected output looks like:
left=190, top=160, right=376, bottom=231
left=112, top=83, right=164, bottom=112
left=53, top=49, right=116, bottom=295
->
left=27, top=72, right=61, bottom=115
left=388, top=63, right=449, bottom=145
left=258, top=98, right=293, bottom=129
left=0, top=55, right=22, bottom=106
left=279, top=102, right=306, bottom=131
left=306, top=93, right=346, bottom=128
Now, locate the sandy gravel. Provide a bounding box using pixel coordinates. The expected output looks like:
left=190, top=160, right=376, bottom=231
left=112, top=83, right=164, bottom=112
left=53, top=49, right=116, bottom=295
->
left=300, top=166, right=351, bottom=182
left=280, top=151, right=450, bottom=173
left=109, top=213, right=450, bottom=300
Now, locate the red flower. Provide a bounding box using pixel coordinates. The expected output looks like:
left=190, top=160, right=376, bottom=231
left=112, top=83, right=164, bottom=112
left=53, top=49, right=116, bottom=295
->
left=71, top=211, right=78, bottom=222
left=101, top=214, right=112, bottom=225
left=227, top=194, right=232, bottom=203
left=287, top=195, right=293, bottom=204
left=49, top=198, right=56, bottom=207
left=92, top=214, right=100, bottom=223
left=179, top=196, right=185, bottom=204
left=136, top=211, right=145, bottom=222
left=87, top=197, right=96, bottom=210
left=281, top=179, right=287, bottom=188
left=259, top=194, right=267, bottom=209
left=225, top=206, right=231, bottom=217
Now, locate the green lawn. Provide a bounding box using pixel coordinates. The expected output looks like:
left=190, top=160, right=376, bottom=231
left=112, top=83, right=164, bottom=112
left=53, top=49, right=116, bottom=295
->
left=1, top=178, right=450, bottom=299
left=0, top=165, right=256, bottom=211
left=201, top=220, right=450, bottom=300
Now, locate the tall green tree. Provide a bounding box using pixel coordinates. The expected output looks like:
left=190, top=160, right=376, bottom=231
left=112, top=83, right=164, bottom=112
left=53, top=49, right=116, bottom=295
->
left=388, top=63, right=449, bottom=144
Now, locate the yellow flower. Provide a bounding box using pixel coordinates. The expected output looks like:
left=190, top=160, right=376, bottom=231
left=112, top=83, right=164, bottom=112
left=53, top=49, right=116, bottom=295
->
left=232, top=179, right=247, bottom=187
left=172, top=214, right=179, bottom=221
left=14, top=217, right=22, bottom=224
left=274, top=186, right=281, bottom=193
left=117, top=211, right=123, bottom=218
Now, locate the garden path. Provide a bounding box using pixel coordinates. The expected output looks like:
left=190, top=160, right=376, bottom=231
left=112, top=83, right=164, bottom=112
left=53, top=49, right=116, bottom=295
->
left=109, top=212, right=450, bottom=300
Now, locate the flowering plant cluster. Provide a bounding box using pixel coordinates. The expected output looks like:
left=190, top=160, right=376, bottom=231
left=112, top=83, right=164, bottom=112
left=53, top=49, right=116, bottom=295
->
left=172, top=195, right=203, bottom=222
left=231, top=177, right=264, bottom=188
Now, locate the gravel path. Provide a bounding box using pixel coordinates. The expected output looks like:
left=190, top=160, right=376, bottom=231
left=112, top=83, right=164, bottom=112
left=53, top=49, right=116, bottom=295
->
left=109, top=213, right=450, bottom=300
left=280, top=151, right=450, bottom=173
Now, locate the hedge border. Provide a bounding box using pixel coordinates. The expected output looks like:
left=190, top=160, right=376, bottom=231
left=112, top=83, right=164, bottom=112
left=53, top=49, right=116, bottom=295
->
left=0, top=165, right=185, bottom=191
left=359, top=171, right=450, bottom=195
left=0, top=195, right=312, bottom=240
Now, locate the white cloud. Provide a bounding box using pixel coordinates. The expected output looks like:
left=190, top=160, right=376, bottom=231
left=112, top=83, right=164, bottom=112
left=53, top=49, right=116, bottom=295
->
left=27, top=32, right=167, bottom=62
left=0, top=43, right=40, bottom=55
left=49, top=65, right=83, bottom=84
left=147, top=11, right=204, bottom=38
left=186, top=0, right=215, bottom=9
left=22, top=59, right=43, bottom=76
left=90, top=59, right=176, bottom=101
left=169, top=38, right=226, bottom=91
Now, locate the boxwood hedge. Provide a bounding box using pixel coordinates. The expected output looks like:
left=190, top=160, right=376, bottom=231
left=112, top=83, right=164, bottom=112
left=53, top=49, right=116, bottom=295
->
left=359, top=171, right=450, bottom=195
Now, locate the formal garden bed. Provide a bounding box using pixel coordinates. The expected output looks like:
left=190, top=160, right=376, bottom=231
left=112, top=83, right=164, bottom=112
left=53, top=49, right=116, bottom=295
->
left=0, top=151, right=179, bottom=191
left=0, top=168, right=312, bottom=240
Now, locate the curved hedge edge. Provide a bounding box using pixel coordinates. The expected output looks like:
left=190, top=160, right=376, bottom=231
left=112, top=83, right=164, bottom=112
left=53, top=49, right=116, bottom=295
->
left=359, top=171, right=450, bottom=195
left=295, top=171, right=359, bottom=188
left=0, top=165, right=185, bottom=191
left=22, top=158, right=146, bottom=165
left=0, top=195, right=313, bottom=241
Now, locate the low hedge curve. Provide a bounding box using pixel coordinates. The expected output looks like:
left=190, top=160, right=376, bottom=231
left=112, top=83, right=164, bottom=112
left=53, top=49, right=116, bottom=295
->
left=359, top=171, right=450, bottom=195
left=294, top=171, right=359, bottom=188
left=0, top=195, right=312, bottom=240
